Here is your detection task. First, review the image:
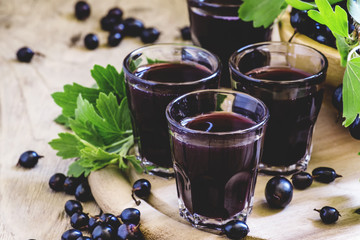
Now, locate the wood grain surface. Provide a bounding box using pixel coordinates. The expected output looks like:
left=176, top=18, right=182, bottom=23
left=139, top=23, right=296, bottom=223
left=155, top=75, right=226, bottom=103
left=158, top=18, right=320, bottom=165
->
left=1, top=0, right=359, bottom=239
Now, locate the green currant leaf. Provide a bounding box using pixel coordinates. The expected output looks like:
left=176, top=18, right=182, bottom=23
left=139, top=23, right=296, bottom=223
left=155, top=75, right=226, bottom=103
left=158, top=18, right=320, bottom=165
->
left=49, top=133, right=85, bottom=159
left=285, top=0, right=316, bottom=10
left=343, top=57, right=360, bottom=127
left=238, top=0, right=287, bottom=28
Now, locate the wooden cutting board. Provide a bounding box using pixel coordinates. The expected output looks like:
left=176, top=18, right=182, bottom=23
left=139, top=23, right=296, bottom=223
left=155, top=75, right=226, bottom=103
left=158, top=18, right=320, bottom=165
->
left=88, top=88, right=360, bottom=240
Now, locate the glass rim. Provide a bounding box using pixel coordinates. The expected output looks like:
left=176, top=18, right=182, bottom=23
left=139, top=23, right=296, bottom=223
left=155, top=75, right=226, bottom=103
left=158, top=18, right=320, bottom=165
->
left=187, top=0, right=241, bottom=8
left=229, top=41, right=328, bottom=85
left=123, top=43, right=222, bottom=86
left=166, top=89, right=269, bottom=136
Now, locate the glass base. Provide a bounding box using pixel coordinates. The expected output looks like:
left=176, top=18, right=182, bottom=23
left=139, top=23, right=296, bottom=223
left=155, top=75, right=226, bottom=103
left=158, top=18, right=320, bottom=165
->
left=259, top=152, right=311, bottom=175
left=141, top=158, right=175, bottom=179
left=178, top=200, right=249, bottom=232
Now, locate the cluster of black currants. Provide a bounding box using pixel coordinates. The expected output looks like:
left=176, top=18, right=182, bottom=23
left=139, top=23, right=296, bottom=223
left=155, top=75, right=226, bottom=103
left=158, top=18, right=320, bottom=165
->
left=289, top=0, right=354, bottom=48
left=75, top=1, right=161, bottom=50
left=265, top=167, right=342, bottom=224
left=49, top=173, right=93, bottom=202
left=62, top=199, right=144, bottom=240
left=332, top=84, right=360, bottom=140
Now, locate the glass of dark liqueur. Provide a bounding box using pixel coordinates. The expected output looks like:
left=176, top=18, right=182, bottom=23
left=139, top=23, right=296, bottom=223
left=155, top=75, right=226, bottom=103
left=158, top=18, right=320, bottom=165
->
left=186, top=0, right=272, bottom=87
left=166, top=89, right=269, bottom=231
left=229, top=41, right=328, bottom=175
left=123, top=44, right=221, bottom=177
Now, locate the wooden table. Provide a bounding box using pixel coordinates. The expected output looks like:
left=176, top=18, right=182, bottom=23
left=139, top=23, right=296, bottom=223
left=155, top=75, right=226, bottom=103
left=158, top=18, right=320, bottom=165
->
left=1, top=0, right=359, bottom=239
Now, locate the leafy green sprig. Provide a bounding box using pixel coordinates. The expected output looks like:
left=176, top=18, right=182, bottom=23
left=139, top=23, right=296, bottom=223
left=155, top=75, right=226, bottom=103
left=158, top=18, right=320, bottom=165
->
left=239, top=0, right=360, bottom=127
left=49, top=65, right=142, bottom=177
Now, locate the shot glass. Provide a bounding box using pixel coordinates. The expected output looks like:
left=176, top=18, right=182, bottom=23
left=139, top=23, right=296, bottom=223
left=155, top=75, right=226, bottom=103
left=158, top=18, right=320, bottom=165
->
left=123, top=44, right=221, bottom=177
left=229, top=41, right=328, bottom=174
left=166, top=89, right=269, bottom=230
left=186, top=0, right=272, bottom=87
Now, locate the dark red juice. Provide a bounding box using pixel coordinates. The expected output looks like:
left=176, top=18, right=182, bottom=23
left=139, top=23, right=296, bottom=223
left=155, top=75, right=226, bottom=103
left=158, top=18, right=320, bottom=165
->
left=171, top=112, right=260, bottom=218
left=126, top=62, right=217, bottom=169
left=187, top=0, right=272, bottom=87
left=242, top=67, right=324, bottom=168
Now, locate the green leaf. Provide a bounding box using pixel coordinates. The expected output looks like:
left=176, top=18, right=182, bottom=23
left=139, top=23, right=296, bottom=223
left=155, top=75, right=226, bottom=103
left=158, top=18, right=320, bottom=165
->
left=285, top=0, right=316, bottom=10
left=68, top=161, right=92, bottom=177
left=118, top=97, right=132, bottom=131
left=348, top=0, right=360, bottom=24
left=125, top=155, right=143, bottom=173
left=335, top=34, right=352, bottom=67
left=48, top=133, right=85, bottom=159
left=69, top=118, right=105, bottom=147
left=238, top=0, right=287, bottom=28
left=52, top=83, right=100, bottom=118
left=91, top=65, right=126, bottom=99
left=308, top=0, right=349, bottom=37
left=342, top=57, right=360, bottom=127
left=54, top=114, right=70, bottom=127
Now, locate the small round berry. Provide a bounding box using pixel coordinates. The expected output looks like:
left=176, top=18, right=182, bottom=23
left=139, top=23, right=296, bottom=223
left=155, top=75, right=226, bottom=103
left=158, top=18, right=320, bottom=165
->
left=100, top=16, right=117, bottom=31
left=84, top=33, right=99, bottom=50
left=88, top=216, right=101, bottom=232
left=111, top=23, right=125, bottom=34
left=107, top=7, right=123, bottom=22
left=75, top=237, right=91, bottom=240
left=140, top=27, right=160, bottom=44
left=123, top=18, right=144, bottom=37
left=61, top=229, right=82, bottom=240
left=291, top=171, right=313, bottom=190
left=70, top=212, right=89, bottom=230
left=349, top=115, right=360, bottom=140
left=65, top=200, right=83, bottom=217
left=119, top=208, right=141, bottom=225
left=312, top=167, right=342, bottom=183
left=332, top=84, right=343, bottom=112
left=75, top=182, right=93, bottom=202
left=265, top=176, right=293, bottom=208
left=49, top=173, right=66, bottom=191
left=314, top=206, right=341, bottom=224
left=64, top=177, right=81, bottom=195
left=107, top=32, right=123, bottom=47
left=132, top=179, right=151, bottom=198
left=75, top=1, right=90, bottom=20
left=223, top=220, right=249, bottom=239
left=17, top=150, right=43, bottom=168
left=92, top=223, right=115, bottom=240
left=16, top=47, right=35, bottom=63
left=99, top=213, right=121, bottom=229
left=180, top=26, right=191, bottom=40
left=117, top=223, right=143, bottom=240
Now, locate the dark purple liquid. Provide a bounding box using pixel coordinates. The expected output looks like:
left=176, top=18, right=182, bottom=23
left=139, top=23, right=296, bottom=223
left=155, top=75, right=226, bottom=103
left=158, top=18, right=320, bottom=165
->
left=126, top=63, right=217, bottom=169
left=172, top=112, right=260, bottom=218
left=187, top=0, right=272, bottom=87
left=236, top=67, right=324, bottom=168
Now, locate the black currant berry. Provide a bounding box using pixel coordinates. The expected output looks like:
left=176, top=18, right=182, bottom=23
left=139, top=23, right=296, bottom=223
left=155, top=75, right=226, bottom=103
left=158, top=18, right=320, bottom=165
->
left=291, top=171, right=313, bottom=190
left=312, top=167, right=342, bottom=183
left=314, top=206, right=341, bottom=224
left=75, top=182, right=93, bottom=202
left=88, top=216, right=101, bottom=232
left=223, top=220, right=249, bottom=240
left=111, top=23, right=125, bottom=34
left=92, top=223, right=115, bottom=240
left=140, top=27, right=160, bottom=44
left=180, top=26, right=191, bottom=40
left=107, top=7, right=123, bottom=22
left=108, top=32, right=123, bottom=47
left=17, top=150, right=43, bottom=168
left=75, top=237, right=91, bottom=240
left=100, top=16, right=117, bottom=31
left=16, top=47, right=35, bottom=63
left=132, top=179, right=151, bottom=198
left=265, top=176, right=293, bottom=208
left=75, top=1, right=90, bottom=20
left=64, top=177, right=81, bottom=195
left=349, top=115, right=360, bottom=140
left=99, top=213, right=121, bottom=229
left=70, top=212, right=89, bottom=230
left=65, top=200, right=83, bottom=217
left=332, top=84, right=343, bottom=112
left=84, top=33, right=99, bottom=50
left=61, top=229, right=82, bottom=240
left=49, top=173, right=66, bottom=191
left=123, top=18, right=144, bottom=37
left=117, top=223, right=143, bottom=240
left=119, top=208, right=141, bottom=225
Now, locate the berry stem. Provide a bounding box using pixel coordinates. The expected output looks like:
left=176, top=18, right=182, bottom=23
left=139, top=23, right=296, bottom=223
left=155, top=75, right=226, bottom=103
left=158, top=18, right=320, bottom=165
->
left=131, top=189, right=141, bottom=206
